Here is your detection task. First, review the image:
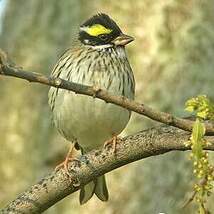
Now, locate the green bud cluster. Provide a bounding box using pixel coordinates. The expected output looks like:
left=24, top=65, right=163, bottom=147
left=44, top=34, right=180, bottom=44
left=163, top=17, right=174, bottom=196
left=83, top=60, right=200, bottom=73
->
left=185, top=95, right=214, bottom=120
left=185, top=95, right=214, bottom=213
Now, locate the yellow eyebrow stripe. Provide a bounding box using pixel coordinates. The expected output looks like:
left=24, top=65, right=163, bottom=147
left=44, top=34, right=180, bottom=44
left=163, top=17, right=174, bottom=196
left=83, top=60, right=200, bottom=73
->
left=86, top=24, right=112, bottom=36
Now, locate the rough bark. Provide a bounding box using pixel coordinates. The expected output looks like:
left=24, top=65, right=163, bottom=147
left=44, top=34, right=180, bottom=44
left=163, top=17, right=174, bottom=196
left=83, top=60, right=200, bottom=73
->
left=1, top=126, right=214, bottom=214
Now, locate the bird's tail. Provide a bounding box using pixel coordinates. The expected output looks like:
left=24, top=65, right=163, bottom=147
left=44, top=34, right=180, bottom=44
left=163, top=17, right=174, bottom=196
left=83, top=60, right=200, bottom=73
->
left=79, top=175, right=109, bottom=204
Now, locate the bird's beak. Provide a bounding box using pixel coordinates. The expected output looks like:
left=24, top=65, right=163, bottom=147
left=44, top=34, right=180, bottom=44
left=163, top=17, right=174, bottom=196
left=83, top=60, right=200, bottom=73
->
left=112, top=34, right=134, bottom=46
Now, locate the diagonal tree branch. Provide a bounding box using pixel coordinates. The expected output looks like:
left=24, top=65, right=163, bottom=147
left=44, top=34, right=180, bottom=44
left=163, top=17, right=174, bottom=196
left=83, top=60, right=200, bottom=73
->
left=0, top=60, right=214, bottom=135
left=1, top=126, right=214, bottom=214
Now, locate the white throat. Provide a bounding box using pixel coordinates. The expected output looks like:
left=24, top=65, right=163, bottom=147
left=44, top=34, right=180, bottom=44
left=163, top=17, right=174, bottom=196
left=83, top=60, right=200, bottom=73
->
left=86, top=43, right=114, bottom=50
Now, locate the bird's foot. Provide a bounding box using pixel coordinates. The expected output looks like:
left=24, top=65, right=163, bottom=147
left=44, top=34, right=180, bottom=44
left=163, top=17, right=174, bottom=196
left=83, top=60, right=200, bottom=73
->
left=55, top=157, right=80, bottom=177
left=104, top=135, right=122, bottom=154
left=55, top=143, right=80, bottom=177
left=92, top=85, right=102, bottom=98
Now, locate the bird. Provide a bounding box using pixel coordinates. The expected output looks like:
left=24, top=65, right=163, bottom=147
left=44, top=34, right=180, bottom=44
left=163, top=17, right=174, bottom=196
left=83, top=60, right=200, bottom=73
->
left=48, top=13, right=135, bottom=204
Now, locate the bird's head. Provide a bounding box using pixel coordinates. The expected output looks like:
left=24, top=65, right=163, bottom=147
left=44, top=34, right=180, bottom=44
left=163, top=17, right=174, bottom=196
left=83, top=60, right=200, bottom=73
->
left=78, top=13, right=134, bottom=48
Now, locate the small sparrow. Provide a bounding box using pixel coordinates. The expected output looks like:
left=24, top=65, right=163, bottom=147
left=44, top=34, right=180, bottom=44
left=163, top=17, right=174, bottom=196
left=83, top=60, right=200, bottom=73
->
left=48, top=13, right=135, bottom=204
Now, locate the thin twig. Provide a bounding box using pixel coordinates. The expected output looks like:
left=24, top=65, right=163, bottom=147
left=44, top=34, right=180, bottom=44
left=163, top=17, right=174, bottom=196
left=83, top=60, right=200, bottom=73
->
left=0, top=62, right=214, bottom=135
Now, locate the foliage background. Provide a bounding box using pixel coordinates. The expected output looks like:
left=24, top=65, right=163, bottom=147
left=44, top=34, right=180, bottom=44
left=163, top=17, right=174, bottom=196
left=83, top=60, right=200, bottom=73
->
left=0, top=0, right=213, bottom=213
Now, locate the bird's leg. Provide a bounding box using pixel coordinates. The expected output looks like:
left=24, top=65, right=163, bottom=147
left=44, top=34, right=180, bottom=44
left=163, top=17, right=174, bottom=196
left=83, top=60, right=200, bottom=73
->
left=55, top=143, right=79, bottom=176
left=92, top=85, right=102, bottom=98
left=104, top=135, right=121, bottom=154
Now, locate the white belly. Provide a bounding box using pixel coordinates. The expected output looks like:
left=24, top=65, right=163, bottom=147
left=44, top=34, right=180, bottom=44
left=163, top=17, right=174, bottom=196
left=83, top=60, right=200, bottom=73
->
left=53, top=90, right=130, bottom=151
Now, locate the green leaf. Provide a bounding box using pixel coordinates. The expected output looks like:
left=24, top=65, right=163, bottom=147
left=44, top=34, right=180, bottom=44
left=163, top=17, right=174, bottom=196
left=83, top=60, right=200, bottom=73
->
left=199, top=204, right=206, bottom=214
left=192, top=119, right=205, bottom=159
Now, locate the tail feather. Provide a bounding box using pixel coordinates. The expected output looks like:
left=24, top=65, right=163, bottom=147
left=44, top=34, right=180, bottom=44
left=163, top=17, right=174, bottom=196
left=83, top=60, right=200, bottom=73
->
left=94, top=175, right=109, bottom=201
left=79, top=175, right=108, bottom=204
left=79, top=181, right=96, bottom=205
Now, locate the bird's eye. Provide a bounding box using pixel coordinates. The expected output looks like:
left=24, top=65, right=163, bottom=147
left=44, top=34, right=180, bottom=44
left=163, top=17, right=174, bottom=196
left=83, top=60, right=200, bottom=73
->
left=98, top=34, right=108, bottom=40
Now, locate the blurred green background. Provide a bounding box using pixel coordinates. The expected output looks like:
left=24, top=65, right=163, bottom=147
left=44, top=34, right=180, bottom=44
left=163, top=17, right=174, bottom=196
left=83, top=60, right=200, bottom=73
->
left=0, top=0, right=214, bottom=213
